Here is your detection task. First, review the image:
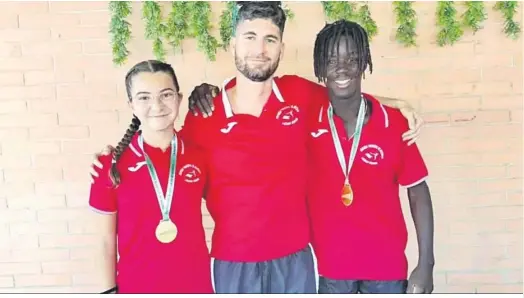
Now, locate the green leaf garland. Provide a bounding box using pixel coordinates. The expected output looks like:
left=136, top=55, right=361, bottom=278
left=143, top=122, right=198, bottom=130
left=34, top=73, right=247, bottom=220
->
left=393, top=1, right=418, bottom=47
left=462, top=1, right=487, bottom=33
left=436, top=1, right=464, bottom=46
left=494, top=1, right=521, bottom=40
left=109, top=1, right=522, bottom=66
left=142, top=1, right=167, bottom=61
left=108, top=1, right=132, bottom=65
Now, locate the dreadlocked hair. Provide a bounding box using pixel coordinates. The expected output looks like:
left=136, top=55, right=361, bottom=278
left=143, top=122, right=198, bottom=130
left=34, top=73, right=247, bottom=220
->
left=234, top=1, right=286, bottom=37
left=109, top=60, right=180, bottom=187
left=313, top=19, right=373, bottom=83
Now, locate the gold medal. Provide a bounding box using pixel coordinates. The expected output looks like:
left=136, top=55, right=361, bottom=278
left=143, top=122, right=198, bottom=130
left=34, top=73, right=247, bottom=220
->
left=341, top=182, right=353, bottom=207
left=155, top=219, right=178, bottom=243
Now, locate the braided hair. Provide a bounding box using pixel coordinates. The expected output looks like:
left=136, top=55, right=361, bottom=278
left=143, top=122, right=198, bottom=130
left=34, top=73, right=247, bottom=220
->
left=313, top=19, right=373, bottom=83
left=233, top=1, right=286, bottom=37
left=109, top=60, right=180, bottom=187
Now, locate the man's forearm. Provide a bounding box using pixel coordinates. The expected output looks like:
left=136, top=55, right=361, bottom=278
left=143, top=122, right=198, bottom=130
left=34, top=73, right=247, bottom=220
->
left=407, top=182, right=435, bottom=267
left=374, top=95, right=408, bottom=109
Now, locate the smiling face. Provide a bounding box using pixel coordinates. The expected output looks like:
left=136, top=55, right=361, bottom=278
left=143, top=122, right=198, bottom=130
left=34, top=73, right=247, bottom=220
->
left=232, top=18, right=285, bottom=82
left=324, top=35, right=363, bottom=100
left=128, top=72, right=181, bottom=133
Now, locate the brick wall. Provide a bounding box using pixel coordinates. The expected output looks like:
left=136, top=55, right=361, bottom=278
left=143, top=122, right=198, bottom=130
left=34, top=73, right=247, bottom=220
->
left=0, top=1, right=522, bottom=293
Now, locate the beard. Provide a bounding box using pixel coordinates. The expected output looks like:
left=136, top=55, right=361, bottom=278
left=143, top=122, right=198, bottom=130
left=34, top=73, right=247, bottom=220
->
left=235, top=54, right=280, bottom=82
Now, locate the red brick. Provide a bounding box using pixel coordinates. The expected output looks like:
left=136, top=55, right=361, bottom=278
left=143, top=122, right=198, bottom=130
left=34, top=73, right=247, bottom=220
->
left=0, top=57, right=53, bottom=71
left=29, top=126, right=89, bottom=140
left=0, top=72, right=24, bottom=86
left=55, top=55, right=112, bottom=72
left=14, top=274, right=71, bottom=287
left=0, top=29, right=50, bottom=42
left=34, top=181, right=87, bottom=197
left=10, top=248, right=69, bottom=263
left=506, top=192, right=523, bottom=205
left=22, top=41, right=83, bottom=56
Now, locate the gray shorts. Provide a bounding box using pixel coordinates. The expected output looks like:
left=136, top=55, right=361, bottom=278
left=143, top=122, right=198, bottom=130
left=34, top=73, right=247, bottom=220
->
left=319, top=277, right=408, bottom=294
left=212, top=245, right=317, bottom=294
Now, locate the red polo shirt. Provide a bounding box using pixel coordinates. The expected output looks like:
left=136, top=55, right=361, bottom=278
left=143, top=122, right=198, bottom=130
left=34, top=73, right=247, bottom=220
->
left=89, top=132, right=213, bottom=293
left=307, top=93, right=429, bottom=281
left=181, top=75, right=320, bottom=262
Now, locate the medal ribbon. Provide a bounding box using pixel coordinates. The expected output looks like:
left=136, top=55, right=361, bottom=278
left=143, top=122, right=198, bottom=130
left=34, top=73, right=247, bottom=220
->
left=138, top=134, right=177, bottom=222
left=327, top=95, right=367, bottom=185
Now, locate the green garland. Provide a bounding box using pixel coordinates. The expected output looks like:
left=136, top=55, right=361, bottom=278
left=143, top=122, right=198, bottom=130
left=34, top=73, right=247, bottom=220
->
left=108, top=1, right=132, bottom=65
left=462, top=1, right=487, bottom=33
left=393, top=1, right=417, bottom=47
left=142, top=1, right=167, bottom=61
left=219, top=1, right=236, bottom=50
left=165, top=2, right=189, bottom=54
left=187, top=1, right=219, bottom=60
left=436, top=1, right=464, bottom=46
left=494, top=1, right=521, bottom=40
left=108, top=1, right=522, bottom=66
left=321, top=1, right=377, bottom=40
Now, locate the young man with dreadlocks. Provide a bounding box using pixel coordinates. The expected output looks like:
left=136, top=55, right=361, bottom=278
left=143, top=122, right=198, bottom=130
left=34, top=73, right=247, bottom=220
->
left=307, top=20, right=435, bottom=294
left=88, top=2, right=424, bottom=294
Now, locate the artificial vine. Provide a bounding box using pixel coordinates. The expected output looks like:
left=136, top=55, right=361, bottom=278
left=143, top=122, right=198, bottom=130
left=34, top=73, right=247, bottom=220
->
left=493, top=1, right=521, bottom=40
left=393, top=1, right=417, bottom=47
left=188, top=2, right=219, bottom=61
left=142, top=1, right=167, bottom=61
left=108, top=1, right=522, bottom=66
left=165, top=1, right=189, bottom=53
left=108, top=1, right=132, bottom=65
left=436, top=1, right=464, bottom=47
left=321, top=1, right=378, bottom=40
left=462, top=1, right=487, bottom=34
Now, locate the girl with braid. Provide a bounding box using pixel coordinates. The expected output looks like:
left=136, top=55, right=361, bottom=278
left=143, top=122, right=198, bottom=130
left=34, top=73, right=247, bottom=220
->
left=89, top=60, right=213, bottom=294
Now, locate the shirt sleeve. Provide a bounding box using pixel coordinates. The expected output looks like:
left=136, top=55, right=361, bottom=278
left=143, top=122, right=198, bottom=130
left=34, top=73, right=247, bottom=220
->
left=179, top=110, right=207, bottom=149
left=395, top=114, right=429, bottom=188
left=89, top=155, right=118, bottom=214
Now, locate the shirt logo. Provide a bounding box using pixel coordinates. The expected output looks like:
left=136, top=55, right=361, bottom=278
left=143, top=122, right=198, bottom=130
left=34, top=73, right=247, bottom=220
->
left=360, top=144, right=384, bottom=165
left=128, top=161, right=146, bottom=172
left=276, top=105, right=299, bottom=126
left=220, top=122, right=237, bottom=134
left=178, top=164, right=201, bottom=183
left=311, top=129, right=328, bottom=138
